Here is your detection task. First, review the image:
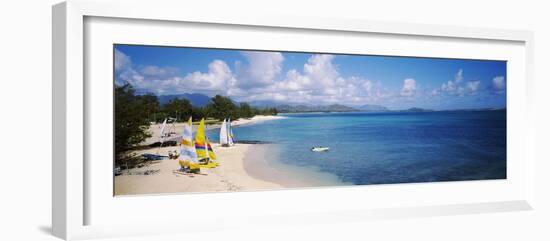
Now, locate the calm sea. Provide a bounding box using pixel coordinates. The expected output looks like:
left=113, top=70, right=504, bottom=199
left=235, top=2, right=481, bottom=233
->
left=208, top=110, right=507, bottom=185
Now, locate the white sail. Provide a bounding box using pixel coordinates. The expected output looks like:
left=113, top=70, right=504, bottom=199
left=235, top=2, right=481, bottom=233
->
left=179, top=117, right=198, bottom=163
left=159, top=118, right=167, bottom=140
left=220, top=118, right=228, bottom=145
left=227, top=118, right=234, bottom=146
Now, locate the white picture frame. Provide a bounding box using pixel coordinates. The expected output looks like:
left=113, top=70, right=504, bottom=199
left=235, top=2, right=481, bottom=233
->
left=52, top=0, right=535, bottom=240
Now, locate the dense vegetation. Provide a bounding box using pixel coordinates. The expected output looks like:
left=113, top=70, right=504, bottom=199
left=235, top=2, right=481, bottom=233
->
left=114, top=84, right=155, bottom=164
left=114, top=84, right=277, bottom=164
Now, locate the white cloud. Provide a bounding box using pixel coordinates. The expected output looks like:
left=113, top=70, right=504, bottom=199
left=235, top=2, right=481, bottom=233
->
left=230, top=54, right=391, bottom=105
left=138, top=65, right=178, bottom=78
left=441, top=69, right=464, bottom=93
left=235, top=51, right=284, bottom=89
left=440, top=69, right=479, bottom=96
left=271, top=54, right=339, bottom=93
left=114, top=49, right=131, bottom=73
left=457, top=86, right=465, bottom=96
left=466, top=80, right=480, bottom=94
left=362, top=80, right=372, bottom=93
left=114, top=49, right=234, bottom=95
left=279, top=69, right=310, bottom=91
left=454, top=69, right=463, bottom=83
left=180, top=60, right=235, bottom=93
left=115, top=50, right=394, bottom=105
left=114, top=49, right=141, bottom=86
left=492, top=76, right=506, bottom=94
left=303, top=54, right=339, bottom=87
left=400, top=78, right=417, bottom=97
left=141, top=60, right=235, bottom=96
left=441, top=80, right=456, bottom=92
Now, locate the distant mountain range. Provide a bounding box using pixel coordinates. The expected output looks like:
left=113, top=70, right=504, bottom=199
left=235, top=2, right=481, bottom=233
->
left=155, top=94, right=366, bottom=113
left=398, top=107, right=434, bottom=112
left=151, top=93, right=504, bottom=113
left=357, top=104, right=389, bottom=112
left=251, top=102, right=393, bottom=113
left=275, top=104, right=357, bottom=113
left=157, top=93, right=211, bottom=107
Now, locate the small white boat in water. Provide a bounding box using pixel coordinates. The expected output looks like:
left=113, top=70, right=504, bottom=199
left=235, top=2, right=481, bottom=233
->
left=311, top=146, right=330, bottom=152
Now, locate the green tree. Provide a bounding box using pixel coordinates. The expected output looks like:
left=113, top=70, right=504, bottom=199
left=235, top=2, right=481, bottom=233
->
left=239, top=102, right=254, bottom=118
left=163, top=98, right=192, bottom=122
left=140, top=93, right=159, bottom=122
left=191, top=106, right=206, bottom=121
left=207, top=95, right=238, bottom=120
left=114, top=84, right=153, bottom=164
left=153, top=112, right=169, bottom=123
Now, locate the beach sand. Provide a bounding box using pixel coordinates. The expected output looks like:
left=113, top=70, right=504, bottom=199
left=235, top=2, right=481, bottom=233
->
left=114, top=143, right=283, bottom=195
left=114, top=115, right=291, bottom=195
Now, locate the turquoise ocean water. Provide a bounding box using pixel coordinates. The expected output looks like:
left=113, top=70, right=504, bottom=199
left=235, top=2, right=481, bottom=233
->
left=208, top=110, right=506, bottom=185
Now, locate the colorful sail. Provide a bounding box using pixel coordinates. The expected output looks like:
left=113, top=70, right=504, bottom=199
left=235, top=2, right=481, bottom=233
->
left=220, top=118, right=228, bottom=146
left=206, top=136, right=216, bottom=159
left=179, top=117, right=198, bottom=163
left=195, top=118, right=216, bottom=160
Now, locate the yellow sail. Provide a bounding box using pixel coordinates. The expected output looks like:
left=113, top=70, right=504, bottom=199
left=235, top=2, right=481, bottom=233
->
left=195, top=118, right=216, bottom=160
left=206, top=136, right=217, bottom=160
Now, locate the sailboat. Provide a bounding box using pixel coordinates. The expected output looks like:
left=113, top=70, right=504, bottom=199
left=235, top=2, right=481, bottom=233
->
left=195, top=118, right=219, bottom=168
left=220, top=119, right=229, bottom=147
left=155, top=118, right=168, bottom=154
left=227, top=118, right=235, bottom=146
left=220, top=118, right=236, bottom=147
left=311, top=146, right=330, bottom=152
left=159, top=118, right=167, bottom=139
left=177, top=117, right=201, bottom=173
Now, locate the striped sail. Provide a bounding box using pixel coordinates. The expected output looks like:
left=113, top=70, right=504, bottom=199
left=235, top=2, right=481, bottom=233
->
left=205, top=135, right=216, bottom=160
left=195, top=118, right=216, bottom=160
left=179, top=117, right=197, bottom=163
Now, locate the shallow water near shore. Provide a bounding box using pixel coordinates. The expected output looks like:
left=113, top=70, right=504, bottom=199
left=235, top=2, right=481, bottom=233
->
left=209, top=110, right=507, bottom=186
left=243, top=144, right=347, bottom=188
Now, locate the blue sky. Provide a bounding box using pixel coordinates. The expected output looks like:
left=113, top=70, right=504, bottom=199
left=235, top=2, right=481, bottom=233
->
left=114, top=44, right=506, bottom=110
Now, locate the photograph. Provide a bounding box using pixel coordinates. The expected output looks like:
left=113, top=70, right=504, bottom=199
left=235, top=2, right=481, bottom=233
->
left=113, top=44, right=507, bottom=196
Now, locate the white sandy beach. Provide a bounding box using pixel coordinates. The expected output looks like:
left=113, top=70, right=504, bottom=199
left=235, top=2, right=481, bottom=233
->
left=114, top=115, right=292, bottom=195
left=231, top=115, right=287, bottom=126
left=114, top=143, right=285, bottom=195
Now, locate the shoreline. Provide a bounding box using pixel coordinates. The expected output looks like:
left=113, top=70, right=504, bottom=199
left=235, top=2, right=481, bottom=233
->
left=243, top=144, right=346, bottom=188
left=231, top=115, right=287, bottom=127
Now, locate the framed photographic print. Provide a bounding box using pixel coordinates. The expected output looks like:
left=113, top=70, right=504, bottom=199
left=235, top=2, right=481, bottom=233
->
left=53, top=0, right=535, bottom=240
left=112, top=44, right=508, bottom=196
